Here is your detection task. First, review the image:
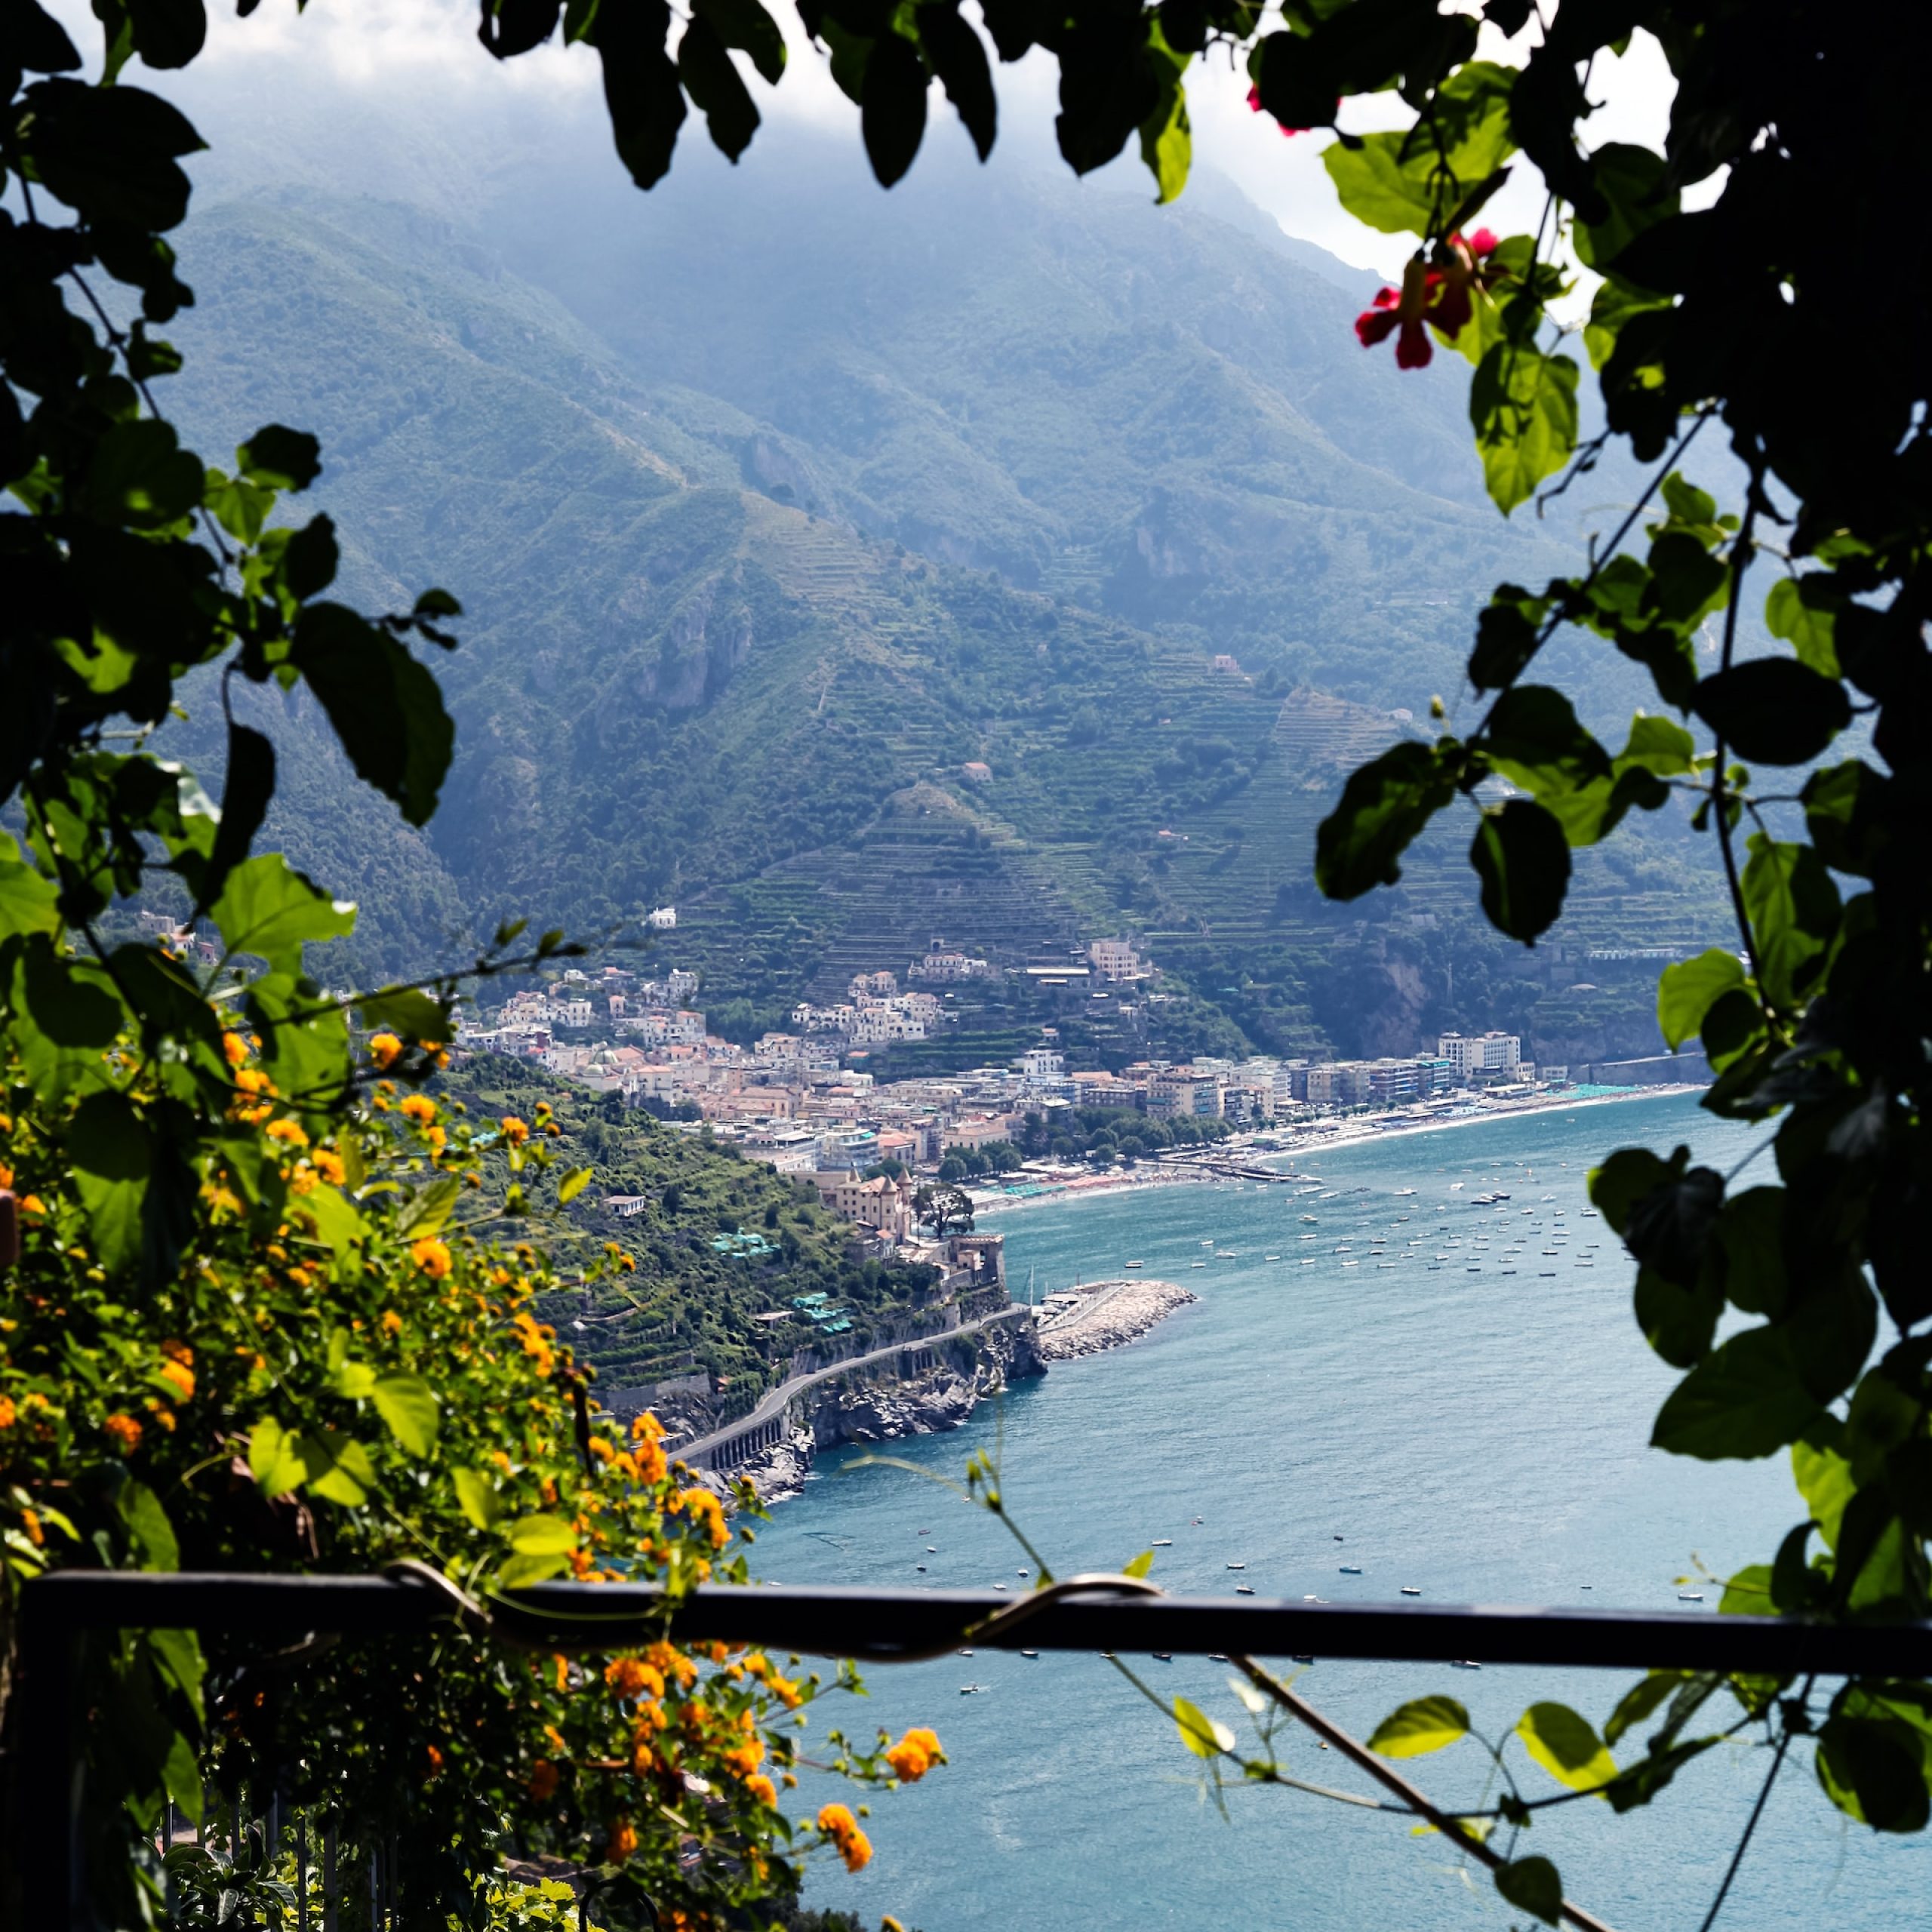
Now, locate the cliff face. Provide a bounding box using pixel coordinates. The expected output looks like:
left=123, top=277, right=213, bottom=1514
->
left=718, top=1317, right=1044, bottom=1505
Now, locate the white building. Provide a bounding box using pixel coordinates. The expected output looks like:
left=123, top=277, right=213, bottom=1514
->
left=646, top=906, right=677, bottom=929
left=1437, top=1031, right=1523, bottom=1082
left=1088, top=937, right=1148, bottom=983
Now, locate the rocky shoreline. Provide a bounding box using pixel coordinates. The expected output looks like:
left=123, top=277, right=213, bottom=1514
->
left=707, top=1316, right=1044, bottom=1506
left=1032, top=1277, right=1197, bottom=1361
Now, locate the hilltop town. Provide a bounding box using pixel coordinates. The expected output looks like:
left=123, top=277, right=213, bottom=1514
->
left=454, top=931, right=1703, bottom=1258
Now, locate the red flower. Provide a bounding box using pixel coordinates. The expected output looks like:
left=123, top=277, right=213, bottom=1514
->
left=1355, top=232, right=1506, bottom=371
left=1355, top=259, right=1439, bottom=368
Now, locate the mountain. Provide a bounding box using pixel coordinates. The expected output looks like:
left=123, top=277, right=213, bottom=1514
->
left=150, top=86, right=1726, bottom=1066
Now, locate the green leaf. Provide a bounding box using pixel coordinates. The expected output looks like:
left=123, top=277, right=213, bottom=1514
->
left=1633, top=1265, right=1720, bottom=1369
left=201, top=721, right=276, bottom=907
left=1136, top=21, right=1191, bottom=205
left=1693, top=658, right=1850, bottom=766
left=507, top=1513, right=579, bottom=1557
left=1122, top=1549, right=1155, bottom=1580
left=211, top=852, right=355, bottom=975
left=296, top=1429, right=376, bottom=1507
left=678, top=15, right=759, bottom=161
left=371, top=1373, right=441, bottom=1457
left=1172, top=1695, right=1234, bottom=1759
left=1315, top=742, right=1456, bottom=900
left=556, top=1165, right=593, bottom=1204
left=290, top=603, right=456, bottom=826
left=587, top=0, right=686, bottom=188
left=1604, top=1671, right=1687, bottom=1747
left=1715, top=1186, right=1787, bottom=1318
left=396, top=1174, right=462, bottom=1239
left=1715, top=1561, right=1773, bottom=1617
left=334, top=1360, right=377, bottom=1400
left=1792, top=1431, right=1855, bottom=1551
left=118, top=1479, right=178, bottom=1571
left=1817, top=1712, right=1932, bottom=1833
left=861, top=31, right=928, bottom=187
left=68, top=1090, right=152, bottom=1275
left=919, top=5, right=994, bottom=161
left=237, top=424, right=321, bottom=491
left=298, top=1183, right=367, bottom=1260
left=356, top=985, right=451, bottom=1046
left=1367, top=1696, right=1469, bottom=1758
left=454, top=1468, right=504, bottom=1531
left=692, top=0, right=784, bottom=83
left=1470, top=798, right=1570, bottom=942
left=1740, top=833, right=1841, bottom=1009
left=163, top=1728, right=204, bottom=1826
left=0, top=832, right=60, bottom=940
left=1515, top=1703, right=1617, bottom=1791
left=1589, top=1145, right=1676, bottom=1235
left=1583, top=275, right=1669, bottom=373
left=1470, top=344, right=1580, bottom=515
left=1616, top=712, right=1697, bottom=777
left=124, top=0, right=207, bottom=70
left=248, top=1417, right=307, bottom=1498
left=1764, top=577, right=1840, bottom=677
left=1651, top=1325, right=1825, bottom=1460
left=1657, top=949, right=1746, bottom=1051
left=1321, top=62, right=1514, bottom=237
left=1573, top=143, right=1679, bottom=272
left=500, top=1548, right=573, bottom=1588
left=147, top=1627, right=205, bottom=1723
left=1493, top=1856, right=1562, bottom=1926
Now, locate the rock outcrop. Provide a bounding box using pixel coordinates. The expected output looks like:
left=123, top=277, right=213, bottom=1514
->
left=1032, top=1278, right=1196, bottom=1361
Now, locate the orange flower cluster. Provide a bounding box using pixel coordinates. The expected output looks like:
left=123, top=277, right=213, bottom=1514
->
left=674, top=1486, right=729, bottom=1551
left=411, top=1238, right=452, bottom=1279
left=884, top=1727, right=943, bottom=1783
left=816, top=1802, right=872, bottom=1873
left=500, top=1115, right=530, bottom=1146
left=604, top=1655, right=667, bottom=1703
left=368, top=1032, right=404, bottom=1071
left=511, top=1309, right=555, bottom=1375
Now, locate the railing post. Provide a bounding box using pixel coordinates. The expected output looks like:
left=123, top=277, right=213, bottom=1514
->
left=13, top=1580, right=81, bottom=1932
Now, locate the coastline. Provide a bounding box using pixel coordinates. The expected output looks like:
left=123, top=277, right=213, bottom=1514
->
left=970, top=1082, right=1706, bottom=1220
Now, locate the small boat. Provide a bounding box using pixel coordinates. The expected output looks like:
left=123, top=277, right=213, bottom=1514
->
left=1264, top=1254, right=1280, bottom=1262
left=916, top=1565, right=927, bottom=1573
left=1017, top=1567, right=1029, bottom=1576
left=1339, top=1564, right=1362, bottom=1574
left=1395, top=1188, right=1416, bottom=1197
left=1300, top=1214, right=1318, bottom=1224
left=1208, top=1653, right=1229, bottom=1662
left=1227, top=1561, right=1246, bottom=1571
left=1152, top=1651, right=1173, bottom=1662
left=1235, top=1584, right=1256, bottom=1595
left=1191, top=1516, right=1203, bottom=1524
left=1191, top=1261, right=1206, bottom=1269
left=927, top=1546, right=938, bottom=1552
left=1020, top=1649, right=1038, bottom=1658
left=1334, top=1535, right=1344, bottom=1542
left=1451, top=1660, right=1483, bottom=1671
left=993, top=1583, right=1008, bottom=1592
left=1400, top=1586, right=1422, bottom=1596
left=1200, top=1239, right=1214, bottom=1247
left=1291, top=1654, right=1315, bottom=1665
left=958, top=1647, right=974, bottom=1657
left=1152, top=1539, right=1173, bottom=1547
left=1678, top=1592, right=1705, bottom=1602
left=1124, top=1260, right=1144, bottom=1269
left=959, top=1684, right=987, bottom=1694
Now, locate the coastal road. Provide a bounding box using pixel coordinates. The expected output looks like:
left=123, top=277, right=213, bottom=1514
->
left=678, top=1305, right=1032, bottom=1469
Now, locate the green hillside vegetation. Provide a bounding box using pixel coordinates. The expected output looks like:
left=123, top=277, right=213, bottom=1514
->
left=441, top=1057, right=936, bottom=1402
left=152, top=115, right=1730, bottom=1066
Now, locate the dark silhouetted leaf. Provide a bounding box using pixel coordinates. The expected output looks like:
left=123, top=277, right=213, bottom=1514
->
left=1470, top=798, right=1569, bottom=941
left=1315, top=742, right=1455, bottom=900
left=1693, top=657, right=1850, bottom=765
left=1651, top=1325, right=1824, bottom=1460
left=863, top=32, right=929, bottom=186
left=1494, top=1856, right=1561, bottom=1926
left=679, top=15, right=760, bottom=159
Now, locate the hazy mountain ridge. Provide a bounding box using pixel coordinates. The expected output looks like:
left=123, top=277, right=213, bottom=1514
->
left=149, top=105, right=1724, bottom=1059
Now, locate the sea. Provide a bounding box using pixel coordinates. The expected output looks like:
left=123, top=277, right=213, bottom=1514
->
left=769, top=1092, right=1924, bottom=1929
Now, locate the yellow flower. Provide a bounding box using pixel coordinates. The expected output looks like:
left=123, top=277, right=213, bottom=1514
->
left=380, top=1310, right=403, bottom=1337
left=817, top=1804, right=872, bottom=1873
left=369, top=1033, right=404, bottom=1071
left=313, top=1148, right=346, bottom=1186
left=158, top=1358, right=195, bottom=1402
left=606, top=1817, right=638, bottom=1865
left=744, top=1772, right=777, bottom=1807
left=500, top=1115, right=530, bottom=1146
left=885, top=1727, right=943, bottom=1782
left=399, top=1094, right=438, bottom=1128
left=674, top=1487, right=729, bottom=1550
left=223, top=1032, right=249, bottom=1068
left=411, top=1238, right=452, bottom=1279
left=265, top=1118, right=309, bottom=1148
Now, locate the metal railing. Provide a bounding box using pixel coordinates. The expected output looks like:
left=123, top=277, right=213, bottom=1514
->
left=15, top=1571, right=1930, bottom=1932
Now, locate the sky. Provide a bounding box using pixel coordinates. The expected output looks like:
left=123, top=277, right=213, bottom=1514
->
left=47, top=0, right=1685, bottom=284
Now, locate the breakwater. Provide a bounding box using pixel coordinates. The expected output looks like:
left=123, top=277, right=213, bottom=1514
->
left=1032, top=1278, right=1197, bottom=1359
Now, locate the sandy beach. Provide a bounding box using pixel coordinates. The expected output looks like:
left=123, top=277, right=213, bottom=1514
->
left=971, top=1082, right=1706, bottom=1220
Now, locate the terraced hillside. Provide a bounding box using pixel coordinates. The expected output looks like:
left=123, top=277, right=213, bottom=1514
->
left=150, top=104, right=1730, bottom=1063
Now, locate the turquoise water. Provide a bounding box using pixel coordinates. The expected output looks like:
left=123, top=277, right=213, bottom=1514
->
left=769, top=1094, right=1923, bottom=1928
